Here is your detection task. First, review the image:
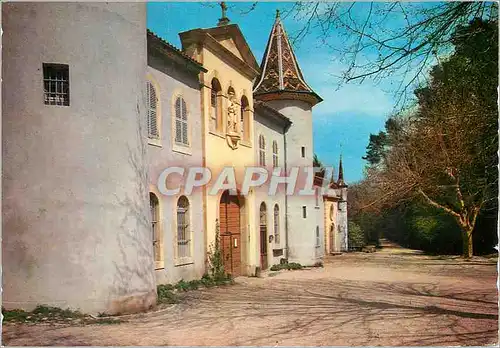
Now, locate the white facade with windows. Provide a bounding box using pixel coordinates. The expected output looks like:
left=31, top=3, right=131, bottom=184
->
left=146, top=31, right=206, bottom=284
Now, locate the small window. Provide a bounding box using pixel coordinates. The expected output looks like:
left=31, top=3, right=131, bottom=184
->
left=316, top=226, right=320, bottom=247
left=150, top=193, right=161, bottom=263
left=43, top=63, right=69, bottom=106
left=302, top=206, right=307, bottom=218
left=301, top=146, right=306, bottom=158
left=210, top=78, right=222, bottom=132
left=272, top=141, right=279, bottom=167
left=330, top=205, right=334, bottom=220
left=315, top=188, right=320, bottom=207
left=273, top=204, right=280, bottom=244
left=240, top=95, right=249, bottom=140
left=177, top=196, right=191, bottom=259
left=146, top=81, right=159, bottom=138
left=259, top=135, right=266, bottom=166
left=175, top=96, right=189, bottom=146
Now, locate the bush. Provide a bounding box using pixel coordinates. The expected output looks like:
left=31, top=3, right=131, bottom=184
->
left=348, top=221, right=365, bottom=248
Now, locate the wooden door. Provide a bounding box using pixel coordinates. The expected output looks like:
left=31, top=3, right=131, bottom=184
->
left=219, top=191, right=241, bottom=276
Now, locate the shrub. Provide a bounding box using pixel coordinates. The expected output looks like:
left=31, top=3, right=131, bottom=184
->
left=348, top=221, right=365, bottom=248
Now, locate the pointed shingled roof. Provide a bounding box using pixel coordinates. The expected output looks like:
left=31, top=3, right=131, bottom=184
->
left=338, top=155, right=346, bottom=187
left=253, top=10, right=322, bottom=106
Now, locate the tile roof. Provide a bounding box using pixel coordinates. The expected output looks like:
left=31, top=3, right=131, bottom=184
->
left=147, top=30, right=206, bottom=71
left=253, top=12, right=322, bottom=105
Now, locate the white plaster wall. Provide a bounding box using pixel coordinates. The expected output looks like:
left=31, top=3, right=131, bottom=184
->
left=2, top=3, right=156, bottom=314
left=265, top=100, right=321, bottom=266
left=253, top=112, right=287, bottom=268
left=146, top=55, right=205, bottom=285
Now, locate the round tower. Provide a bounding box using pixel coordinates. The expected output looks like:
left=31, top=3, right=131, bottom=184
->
left=253, top=11, right=323, bottom=265
left=2, top=3, right=156, bottom=314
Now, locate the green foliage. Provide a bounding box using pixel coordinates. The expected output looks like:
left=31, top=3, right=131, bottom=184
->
left=348, top=221, right=365, bottom=248
left=207, top=220, right=228, bottom=281
left=2, top=305, right=123, bottom=324
left=157, top=284, right=179, bottom=304
left=270, top=262, right=304, bottom=271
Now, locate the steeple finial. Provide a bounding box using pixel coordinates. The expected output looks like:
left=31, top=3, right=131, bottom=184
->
left=217, top=2, right=230, bottom=26
left=276, top=9, right=280, bottom=19
left=337, top=153, right=345, bottom=186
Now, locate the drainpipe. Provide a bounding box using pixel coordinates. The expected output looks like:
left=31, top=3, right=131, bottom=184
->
left=283, top=121, right=291, bottom=260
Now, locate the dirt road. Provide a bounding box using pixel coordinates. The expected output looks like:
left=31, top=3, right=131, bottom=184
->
left=3, top=246, right=498, bottom=346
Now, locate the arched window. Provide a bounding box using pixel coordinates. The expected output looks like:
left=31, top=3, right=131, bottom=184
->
left=177, top=196, right=191, bottom=259
left=146, top=81, right=159, bottom=138
left=240, top=95, right=249, bottom=140
left=259, top=135, right=266, bottom=166
left=210, top=78, right=222, bottom=132
left=149, top=193, right=162, bottom=266
left=272, top=140, right=278, bottom=167
left=175, top=96, right=188, bottom=146
left=273, top=204, right=280, bottom=244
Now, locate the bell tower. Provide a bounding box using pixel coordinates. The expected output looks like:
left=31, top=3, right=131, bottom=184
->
left=254, top=11, right=322, bottom=265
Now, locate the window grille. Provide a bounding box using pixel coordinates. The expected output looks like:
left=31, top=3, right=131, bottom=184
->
left=177, top=196, right=191, bottom=259
left=43, top=63, right=69, bottom=106
left=273, top=204, right=280, bottom=244
left=150, top=193, right=161, bottom=262
left=146, top=81, right=159, bottom=138
left=175, top=97, right=188, bottom=145
left=272, top=141, right=279, bottom=167
left=259, top=135, right=266, bottom=166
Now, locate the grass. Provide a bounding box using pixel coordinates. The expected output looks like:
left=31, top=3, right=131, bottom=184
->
left=270, top=262, right=303, bottom=271
left=2, top=305, right=124, bottom=325
left=157, top=274, right=234, bottom=305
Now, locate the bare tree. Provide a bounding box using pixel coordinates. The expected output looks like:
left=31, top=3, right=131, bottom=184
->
left=283, top=1, right=498, bottom=106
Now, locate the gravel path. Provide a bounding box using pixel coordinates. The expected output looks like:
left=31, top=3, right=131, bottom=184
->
left=3, top=245, right=498, bottom=346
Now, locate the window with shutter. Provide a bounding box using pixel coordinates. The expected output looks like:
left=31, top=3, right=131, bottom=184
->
left=272, top=141, right=279, bottom=167
left=146, top=81, right=159, bottom=139
left=259, top=135, right=266, bottom=166
left=175, top=97, right=189, bottom=146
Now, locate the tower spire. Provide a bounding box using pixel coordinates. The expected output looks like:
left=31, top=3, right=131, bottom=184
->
left=217, top=2, right=230, bottom=26
left=253, top=11, right=322, bottom=106
left=337, top=154, right=345, bottom=186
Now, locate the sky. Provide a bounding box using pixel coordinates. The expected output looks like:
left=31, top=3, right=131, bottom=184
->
left=147, top=1, right=400, bottom=184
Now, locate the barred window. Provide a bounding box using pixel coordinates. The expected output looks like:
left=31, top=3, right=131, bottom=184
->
left=150, top=193, right=161, bottom=262
left=259, top=135, right=266, bottom=166
left=175, top=97, right=188, bottom=145
left=272, top=141, right=279, bottom=167
left=177, top=196, right=191, bottom=259
left=273, top=204, right=280, bottom=244
left=43, top=63, right=69, bottom=106
left=146, top=81, right=159, bottom=138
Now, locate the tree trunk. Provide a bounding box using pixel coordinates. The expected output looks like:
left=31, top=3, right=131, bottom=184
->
left=462, top=227, right=473, bottom=259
